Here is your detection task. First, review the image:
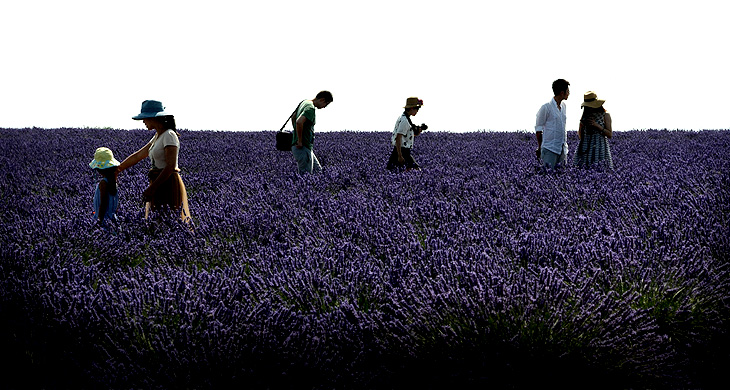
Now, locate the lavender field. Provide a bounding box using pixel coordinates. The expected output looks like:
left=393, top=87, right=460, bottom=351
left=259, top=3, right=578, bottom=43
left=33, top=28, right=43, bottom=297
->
left=1, top=128, right=729, bottom=388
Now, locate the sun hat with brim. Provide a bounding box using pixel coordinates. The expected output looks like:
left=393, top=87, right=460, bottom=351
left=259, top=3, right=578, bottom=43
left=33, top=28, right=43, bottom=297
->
left=404, top=97, right=423, bottom=109
left=89, top=147, right=120, bottom=170
left=581, top=91, right=606, bottom=108
left=132, top=100, right=172, bottom=120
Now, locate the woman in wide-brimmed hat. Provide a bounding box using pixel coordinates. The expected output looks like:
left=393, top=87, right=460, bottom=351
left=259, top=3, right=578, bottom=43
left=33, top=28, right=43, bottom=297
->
left=117, top=100, right=190, bottom=222
left=387, top=97, right=428, bottom=171
left=574, top=91, right=613, bottom=169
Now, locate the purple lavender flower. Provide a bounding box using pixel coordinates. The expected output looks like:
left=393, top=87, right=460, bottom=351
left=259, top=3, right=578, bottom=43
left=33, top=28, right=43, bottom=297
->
left=1, top=128, right=728, bottom=388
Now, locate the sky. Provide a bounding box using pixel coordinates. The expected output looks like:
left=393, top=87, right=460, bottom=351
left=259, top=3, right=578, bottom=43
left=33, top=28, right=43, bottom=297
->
left=1, top=0, right=728, bottom=132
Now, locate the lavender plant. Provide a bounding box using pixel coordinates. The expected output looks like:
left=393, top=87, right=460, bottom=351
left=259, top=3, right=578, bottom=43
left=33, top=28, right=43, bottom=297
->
left=1, top=128, right=728, bottom=388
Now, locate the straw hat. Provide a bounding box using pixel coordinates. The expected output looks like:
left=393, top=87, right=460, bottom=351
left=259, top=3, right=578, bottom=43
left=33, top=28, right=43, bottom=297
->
left=581, top=91, right=606, bottom=108
left=89, top=147, right=120, bottom=170
left=132, top=100, right=172, bottom=120
left=404, top=97, right=423, bottom=109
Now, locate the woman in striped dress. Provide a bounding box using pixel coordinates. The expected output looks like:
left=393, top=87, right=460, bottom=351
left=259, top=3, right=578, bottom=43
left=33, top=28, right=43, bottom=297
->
left=574, top=91, right=613, bottom=169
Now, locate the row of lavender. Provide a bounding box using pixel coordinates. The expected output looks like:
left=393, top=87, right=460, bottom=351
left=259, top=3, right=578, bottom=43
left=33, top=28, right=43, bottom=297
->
left=1, top=128, right=729, bottom=388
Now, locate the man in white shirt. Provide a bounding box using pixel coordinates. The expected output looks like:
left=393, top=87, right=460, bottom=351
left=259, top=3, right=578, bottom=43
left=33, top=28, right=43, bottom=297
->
left=535, top=79, right=570, bottom=169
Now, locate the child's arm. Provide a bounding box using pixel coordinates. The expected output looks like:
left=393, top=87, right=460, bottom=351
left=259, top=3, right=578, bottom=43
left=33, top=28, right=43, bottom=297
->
left=97, top=180, right=109, bottom=223
left=117, top=141, right=152, bottom=174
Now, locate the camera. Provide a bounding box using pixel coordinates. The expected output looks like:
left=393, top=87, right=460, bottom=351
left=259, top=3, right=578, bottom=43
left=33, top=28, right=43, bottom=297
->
left=412, top=123, right=428, bottom=132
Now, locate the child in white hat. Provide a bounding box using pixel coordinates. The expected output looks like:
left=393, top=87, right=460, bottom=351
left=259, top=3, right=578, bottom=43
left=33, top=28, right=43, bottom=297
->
left=89, top=147, right=120, bottom=225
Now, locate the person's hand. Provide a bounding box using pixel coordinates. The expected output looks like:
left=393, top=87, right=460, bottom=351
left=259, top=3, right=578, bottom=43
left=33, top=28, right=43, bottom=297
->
left=296, top=142, right=303, bottom=149
left=589, top=119, right=604, bottom=132
left=398, top=155, right=405, bottom=165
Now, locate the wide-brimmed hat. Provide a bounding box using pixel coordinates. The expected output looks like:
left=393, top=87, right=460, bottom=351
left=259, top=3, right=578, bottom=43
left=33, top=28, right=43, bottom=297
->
left=132, top=100, right=172, bottom=120
left=581, top=91, right=606, bottom=108
left=89, top=147, right=120, bottom=170
left=404, top=97, right=423, bottom=109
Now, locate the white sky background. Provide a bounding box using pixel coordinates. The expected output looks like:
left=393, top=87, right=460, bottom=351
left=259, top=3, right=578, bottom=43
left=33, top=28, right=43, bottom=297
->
left=1, top=0, right=728, bottom=132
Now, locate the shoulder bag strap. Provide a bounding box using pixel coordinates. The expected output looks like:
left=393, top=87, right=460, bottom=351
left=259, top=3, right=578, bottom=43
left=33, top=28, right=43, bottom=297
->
left=279, top=100, right=305, bottom=132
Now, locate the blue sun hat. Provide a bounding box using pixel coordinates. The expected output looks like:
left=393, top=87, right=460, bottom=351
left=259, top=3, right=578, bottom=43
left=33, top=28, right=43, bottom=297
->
left=132, top=100, right=172, bottom=120
left=89, top=147, right=120, bottom=170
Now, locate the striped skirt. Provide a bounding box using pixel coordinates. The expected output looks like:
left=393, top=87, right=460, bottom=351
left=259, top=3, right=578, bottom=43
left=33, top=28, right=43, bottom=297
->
left=573, top=133, right=613, bottom=169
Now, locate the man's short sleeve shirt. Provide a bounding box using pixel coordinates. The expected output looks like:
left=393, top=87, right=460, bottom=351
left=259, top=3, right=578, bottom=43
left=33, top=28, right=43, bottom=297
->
left=292, top=100, right=316, bottom=150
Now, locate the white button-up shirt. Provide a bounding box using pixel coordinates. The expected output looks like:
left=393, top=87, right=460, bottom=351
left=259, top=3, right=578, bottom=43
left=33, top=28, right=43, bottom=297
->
left=535, top=98, right=568, bottom=155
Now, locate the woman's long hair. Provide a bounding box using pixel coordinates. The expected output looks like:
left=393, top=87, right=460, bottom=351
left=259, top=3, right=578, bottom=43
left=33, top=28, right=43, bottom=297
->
left=151, top=115, right=180, bottom=137
left=97, top=167, right=118, bottom=195
left=580, top=105, right=606, bottom=122
left=159, top=115, right=176, bottom=131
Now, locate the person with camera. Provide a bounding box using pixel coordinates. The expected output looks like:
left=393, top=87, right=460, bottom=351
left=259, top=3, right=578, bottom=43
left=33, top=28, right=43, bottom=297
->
left=387, top=97, right=427, bottom=171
